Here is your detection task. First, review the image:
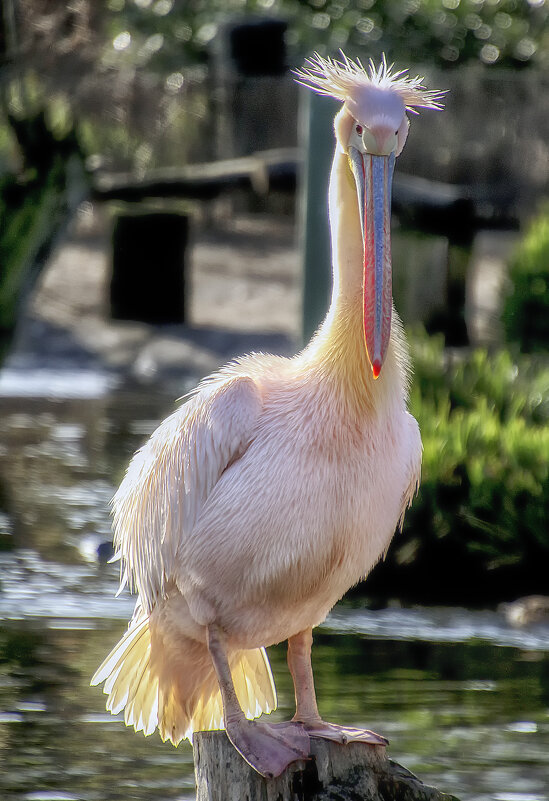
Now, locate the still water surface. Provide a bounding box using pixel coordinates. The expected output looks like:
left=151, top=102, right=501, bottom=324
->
left=1, top=371, right=548, bottom=801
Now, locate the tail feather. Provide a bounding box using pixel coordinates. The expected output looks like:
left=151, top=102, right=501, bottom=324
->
left=92, top=614, right=159, bottom=732
left=91, top=613, right=277, bottom=745
left=138, top=678, right=160, bottom=736
left=190, top=690, right=224, bottom=736
left=124, top=654, right=153, bottom=727
left=93, top=614, right=149, bottom=686
left=233, top=647, right=276, bottom=719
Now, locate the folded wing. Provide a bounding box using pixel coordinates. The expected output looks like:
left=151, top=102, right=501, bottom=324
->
left=112, top=373, right=263, bottom=613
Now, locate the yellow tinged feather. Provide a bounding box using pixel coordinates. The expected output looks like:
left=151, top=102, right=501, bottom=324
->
left=138, top=679, right=160, bottom=736
left=91, top=614, right=149, bottom=686
left=93, top=608, right=277, bottom=744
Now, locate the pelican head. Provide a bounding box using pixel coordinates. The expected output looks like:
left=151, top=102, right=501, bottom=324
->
left=295, top=53, right=444, bottom=378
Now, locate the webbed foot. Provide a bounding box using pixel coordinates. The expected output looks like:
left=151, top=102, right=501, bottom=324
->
left=225, top=718, right=310, bottom=778
left=302, top=720, right=388, bottom=747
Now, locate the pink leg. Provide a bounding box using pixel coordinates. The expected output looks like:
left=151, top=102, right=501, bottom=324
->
left=206, top=624, right=310, bottom=778
left=287, top=627, right=321, bottom=724
left=287, top=628, right=388, bottom=746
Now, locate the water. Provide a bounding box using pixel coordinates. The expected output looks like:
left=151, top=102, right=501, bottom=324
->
left=1, top=373, right=549, bottom=801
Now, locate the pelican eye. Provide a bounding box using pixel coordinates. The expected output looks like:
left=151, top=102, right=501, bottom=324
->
left=355, top=124, right=363, bottom=135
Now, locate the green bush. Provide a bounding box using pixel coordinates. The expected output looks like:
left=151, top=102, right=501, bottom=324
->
left=503, top=209, right=549, bottom=353
left=368, top=329, right=549, bottom=602
left=104, top=0, right=549, bottom=71
left=0, top=161, right=65, bottom=330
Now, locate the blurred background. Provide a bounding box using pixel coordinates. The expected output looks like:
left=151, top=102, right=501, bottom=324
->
left=1, top=1, right=549, bottom=799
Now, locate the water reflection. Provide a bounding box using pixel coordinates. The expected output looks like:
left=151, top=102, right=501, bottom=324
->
left=1, top=619, right=548, bottom=801
left=1, top=380, right=548, bottom=800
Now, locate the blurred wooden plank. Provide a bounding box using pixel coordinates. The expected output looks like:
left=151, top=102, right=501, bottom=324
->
left=92, top=149, right=300, bottom=202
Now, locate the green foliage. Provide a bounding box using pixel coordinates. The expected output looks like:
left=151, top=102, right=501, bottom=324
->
left=503, top=208, right=549, bottom=353
left=102, top=0, right=549, bottom=71
left=283, top=0, right=549, bottom=70
left=0, top=158, right=68, bottom=343
left=372, top=329, right=549, bottom=601
left=7, top=0, right=548, bottom=174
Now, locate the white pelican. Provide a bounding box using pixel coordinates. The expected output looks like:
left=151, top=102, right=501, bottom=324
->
left=92, top=53, right=444, bottom=778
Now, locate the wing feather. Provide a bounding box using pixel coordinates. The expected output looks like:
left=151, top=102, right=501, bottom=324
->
left=111, top=374, right=262, bottom=612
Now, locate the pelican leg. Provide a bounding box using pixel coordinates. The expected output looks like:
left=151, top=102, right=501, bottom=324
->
left=287, top=627, right=389, bottom=747
left=206, top=624, right=310, bottom=778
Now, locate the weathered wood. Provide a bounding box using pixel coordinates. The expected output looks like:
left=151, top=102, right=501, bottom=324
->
left=193, top=731, right=460, bottom=801
left=91, top=149, right=299, bottom=202
left=91, top=149, right=518, bottom=236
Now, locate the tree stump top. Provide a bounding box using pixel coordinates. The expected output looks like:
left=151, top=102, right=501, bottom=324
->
left=193, top=730, right=460, bottom=801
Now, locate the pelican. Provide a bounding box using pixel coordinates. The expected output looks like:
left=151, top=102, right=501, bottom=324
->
left=92, top=53, right=443, bottom=778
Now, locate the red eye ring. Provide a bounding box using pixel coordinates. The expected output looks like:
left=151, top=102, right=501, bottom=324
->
left=355, top=124, right=363, bottom=135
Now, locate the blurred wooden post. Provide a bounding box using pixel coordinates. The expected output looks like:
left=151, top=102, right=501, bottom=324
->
left=110, top=210, right=188, bottom=324
left=299, top=90, right=339, bottom=344
left=210, top=17, right=295, bottom=161
left=194, top=731, right=460, bottom=801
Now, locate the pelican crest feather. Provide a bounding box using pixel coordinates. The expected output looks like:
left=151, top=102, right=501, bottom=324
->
left=294, top=51, right=446, bottom=114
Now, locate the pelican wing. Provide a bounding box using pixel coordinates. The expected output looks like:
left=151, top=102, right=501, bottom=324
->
left=112, top=374, right=263, bottom=612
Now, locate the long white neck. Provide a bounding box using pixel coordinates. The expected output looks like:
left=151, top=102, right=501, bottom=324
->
left=328, top=146, right=364, bottom=309
left=301, top=145, right=409, bottom=413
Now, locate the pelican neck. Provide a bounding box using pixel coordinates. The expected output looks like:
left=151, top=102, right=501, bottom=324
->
left=299, top=146, right=406, bottom=411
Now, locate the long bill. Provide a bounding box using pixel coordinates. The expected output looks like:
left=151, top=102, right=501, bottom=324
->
left=349, top=148, right=395, bottom=379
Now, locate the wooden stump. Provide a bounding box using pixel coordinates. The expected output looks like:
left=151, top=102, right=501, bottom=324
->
left=193, top=731, right=460, bottom=801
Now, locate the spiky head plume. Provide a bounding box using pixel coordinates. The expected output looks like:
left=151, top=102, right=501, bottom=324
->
left=294, top=52, right=445, bottom=115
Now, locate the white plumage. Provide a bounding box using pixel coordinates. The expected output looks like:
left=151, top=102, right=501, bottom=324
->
left=92, top=52, right=442, bottom=777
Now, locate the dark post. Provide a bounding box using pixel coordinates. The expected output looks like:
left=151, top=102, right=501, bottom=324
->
left=210, top=17, right=297, bottom=160
left=226, top=18, right=287, bottom=77
left=110, top=211, right=188, bottom=324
